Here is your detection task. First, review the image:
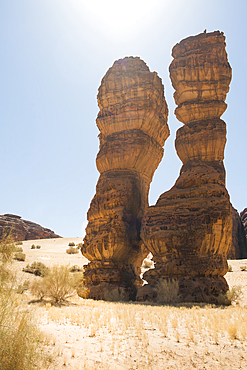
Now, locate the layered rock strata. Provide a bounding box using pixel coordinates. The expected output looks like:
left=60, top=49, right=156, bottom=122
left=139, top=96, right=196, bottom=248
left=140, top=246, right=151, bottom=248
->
left=0, top=214, right=60, bottom=241
left=139, top=31, right=232, bottom=303
left=82, top=57, right=169, bottom=300
left=228, top=207, right=247, bottom=259
left=240, top=208, right=247, bottom=238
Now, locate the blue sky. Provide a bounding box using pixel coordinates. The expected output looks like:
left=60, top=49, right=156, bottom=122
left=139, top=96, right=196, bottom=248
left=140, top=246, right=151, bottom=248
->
left=1, top=0, right=246, bottom=237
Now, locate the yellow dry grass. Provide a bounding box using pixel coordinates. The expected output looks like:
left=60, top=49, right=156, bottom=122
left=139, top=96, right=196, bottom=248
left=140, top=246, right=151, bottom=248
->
left=32, top=299, right=247, bottom=369
left=11, top=239, right=247, bottom=369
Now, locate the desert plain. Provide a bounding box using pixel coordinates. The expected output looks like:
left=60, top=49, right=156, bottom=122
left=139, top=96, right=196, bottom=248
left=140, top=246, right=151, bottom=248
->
left=11, top=237, right=247, bottom=369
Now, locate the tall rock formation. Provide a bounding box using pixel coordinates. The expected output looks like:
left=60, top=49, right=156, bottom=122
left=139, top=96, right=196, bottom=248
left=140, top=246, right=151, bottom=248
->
left=82, top=57, right=169, bottom=300
left=139, top=31, right=232, bottom=303
left=0, top=214, right=60, bottom=241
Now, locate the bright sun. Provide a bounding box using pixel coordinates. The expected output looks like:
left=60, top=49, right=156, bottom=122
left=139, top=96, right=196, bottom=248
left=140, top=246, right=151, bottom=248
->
left=78, top=0, right=163, bottom=38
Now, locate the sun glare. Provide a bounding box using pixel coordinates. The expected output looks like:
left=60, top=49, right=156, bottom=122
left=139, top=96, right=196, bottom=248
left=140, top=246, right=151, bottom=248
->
left=78, top=0, right=163, bottom=38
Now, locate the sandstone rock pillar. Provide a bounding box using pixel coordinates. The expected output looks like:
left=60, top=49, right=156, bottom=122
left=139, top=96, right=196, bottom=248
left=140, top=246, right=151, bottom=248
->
left=82, top=57, right=169, bottom=300
left=139, top=31, right=232, bottom=303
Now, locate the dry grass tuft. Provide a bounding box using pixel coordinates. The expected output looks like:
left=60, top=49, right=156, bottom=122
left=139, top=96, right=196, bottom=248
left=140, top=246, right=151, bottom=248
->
left=155, top=278, right=181, bottom=304
left=0, top=232, right=53, bottom=370
left=66, top=246, right=79, bottom=254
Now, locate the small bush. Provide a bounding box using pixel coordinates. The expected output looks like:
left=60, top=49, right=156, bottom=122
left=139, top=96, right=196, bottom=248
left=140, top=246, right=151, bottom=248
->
left=69, top=265, right=83, bottom=273
left=30, top=265, right=84, bottom=303
left=218, top=285, right=243, bottom=305
left=66, top=246, right=79, bottom=254
left=23, top=262, right=49, bottom=277
left=16, top=280, right=29, bottom=294
left=15, top=241, right=23, bottom=246
left=13, top=246, right=23, bottom=253
left=13, top=252, right=26, bottom=261
left=227, top=286, right=243, bottom=305
left=155, top=278, right=181, bottom=304
left=30, top=278, right=47, bottom=300
left=104, top=287, right=125, bottom=302
left=240, top=265, right=247, bottom=271
left=30, top=244, right=41, bottom=249
left=68, top=242, right=75, bottom=247
left=217, top=292, right=229, bottom=305
left=228, top=264, right=233, bottom=272
left=76, top=242, right=83, bottom=249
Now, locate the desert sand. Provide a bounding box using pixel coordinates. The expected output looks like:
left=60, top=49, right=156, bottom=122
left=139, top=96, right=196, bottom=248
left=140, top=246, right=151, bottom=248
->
left=13, top=238, right=247, bottom=369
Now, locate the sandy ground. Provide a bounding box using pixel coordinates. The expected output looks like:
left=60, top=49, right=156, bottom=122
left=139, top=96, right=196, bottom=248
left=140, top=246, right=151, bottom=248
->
left=16, top=237, right=89, bottom=268
left=13, top=238, right=247, bottom=369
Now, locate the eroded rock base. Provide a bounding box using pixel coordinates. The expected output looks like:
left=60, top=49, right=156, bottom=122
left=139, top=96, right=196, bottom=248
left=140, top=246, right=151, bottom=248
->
left=137, top=276, right=229, bottom=304
left=84, top=262, right=137, bottom=301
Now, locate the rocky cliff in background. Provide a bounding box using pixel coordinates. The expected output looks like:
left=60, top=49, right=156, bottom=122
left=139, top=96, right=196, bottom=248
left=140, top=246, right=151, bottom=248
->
left=0, top=214, right=60, bottom=241
left=139, top=31, right=232, bottom=303
left=229, top=207, right=247, bottom=259
left=240, top=208, right=247, bottom=237
left=82, top=57, right=169, bottom=300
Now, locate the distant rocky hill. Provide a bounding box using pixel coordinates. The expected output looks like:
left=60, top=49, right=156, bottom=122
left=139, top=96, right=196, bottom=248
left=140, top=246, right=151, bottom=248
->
left=0, top=214, right=60, bottom=241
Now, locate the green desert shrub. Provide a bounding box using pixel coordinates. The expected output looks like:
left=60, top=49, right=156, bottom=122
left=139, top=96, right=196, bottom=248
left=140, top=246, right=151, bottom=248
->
left=30, top=244, right=36, bottom=249
left=66, top=246, right=79, bottom=254
left=227, top=286, right=243, bottom=305
left=13, top=252, right=26, bottom=261
left=217, top=292, right=229, bottom=305
left=30, top=265, right=84, bottom=304
left=155, top=278, right=181, bottom=304
left=76, top=242, right=83, bottom=249
left=217, top=286, right=243, bottom=305
left=240, top=265, right=247, bottom=271
left=23, top=262, right=49, bottom=277
left=36, top=245, right=41, bottom=249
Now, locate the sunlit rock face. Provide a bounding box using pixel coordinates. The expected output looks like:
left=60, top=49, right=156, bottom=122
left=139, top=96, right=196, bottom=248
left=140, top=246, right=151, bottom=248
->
left=82, top=57, right=169, bottom=300
left=139, top=31, right=232, bottom=304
